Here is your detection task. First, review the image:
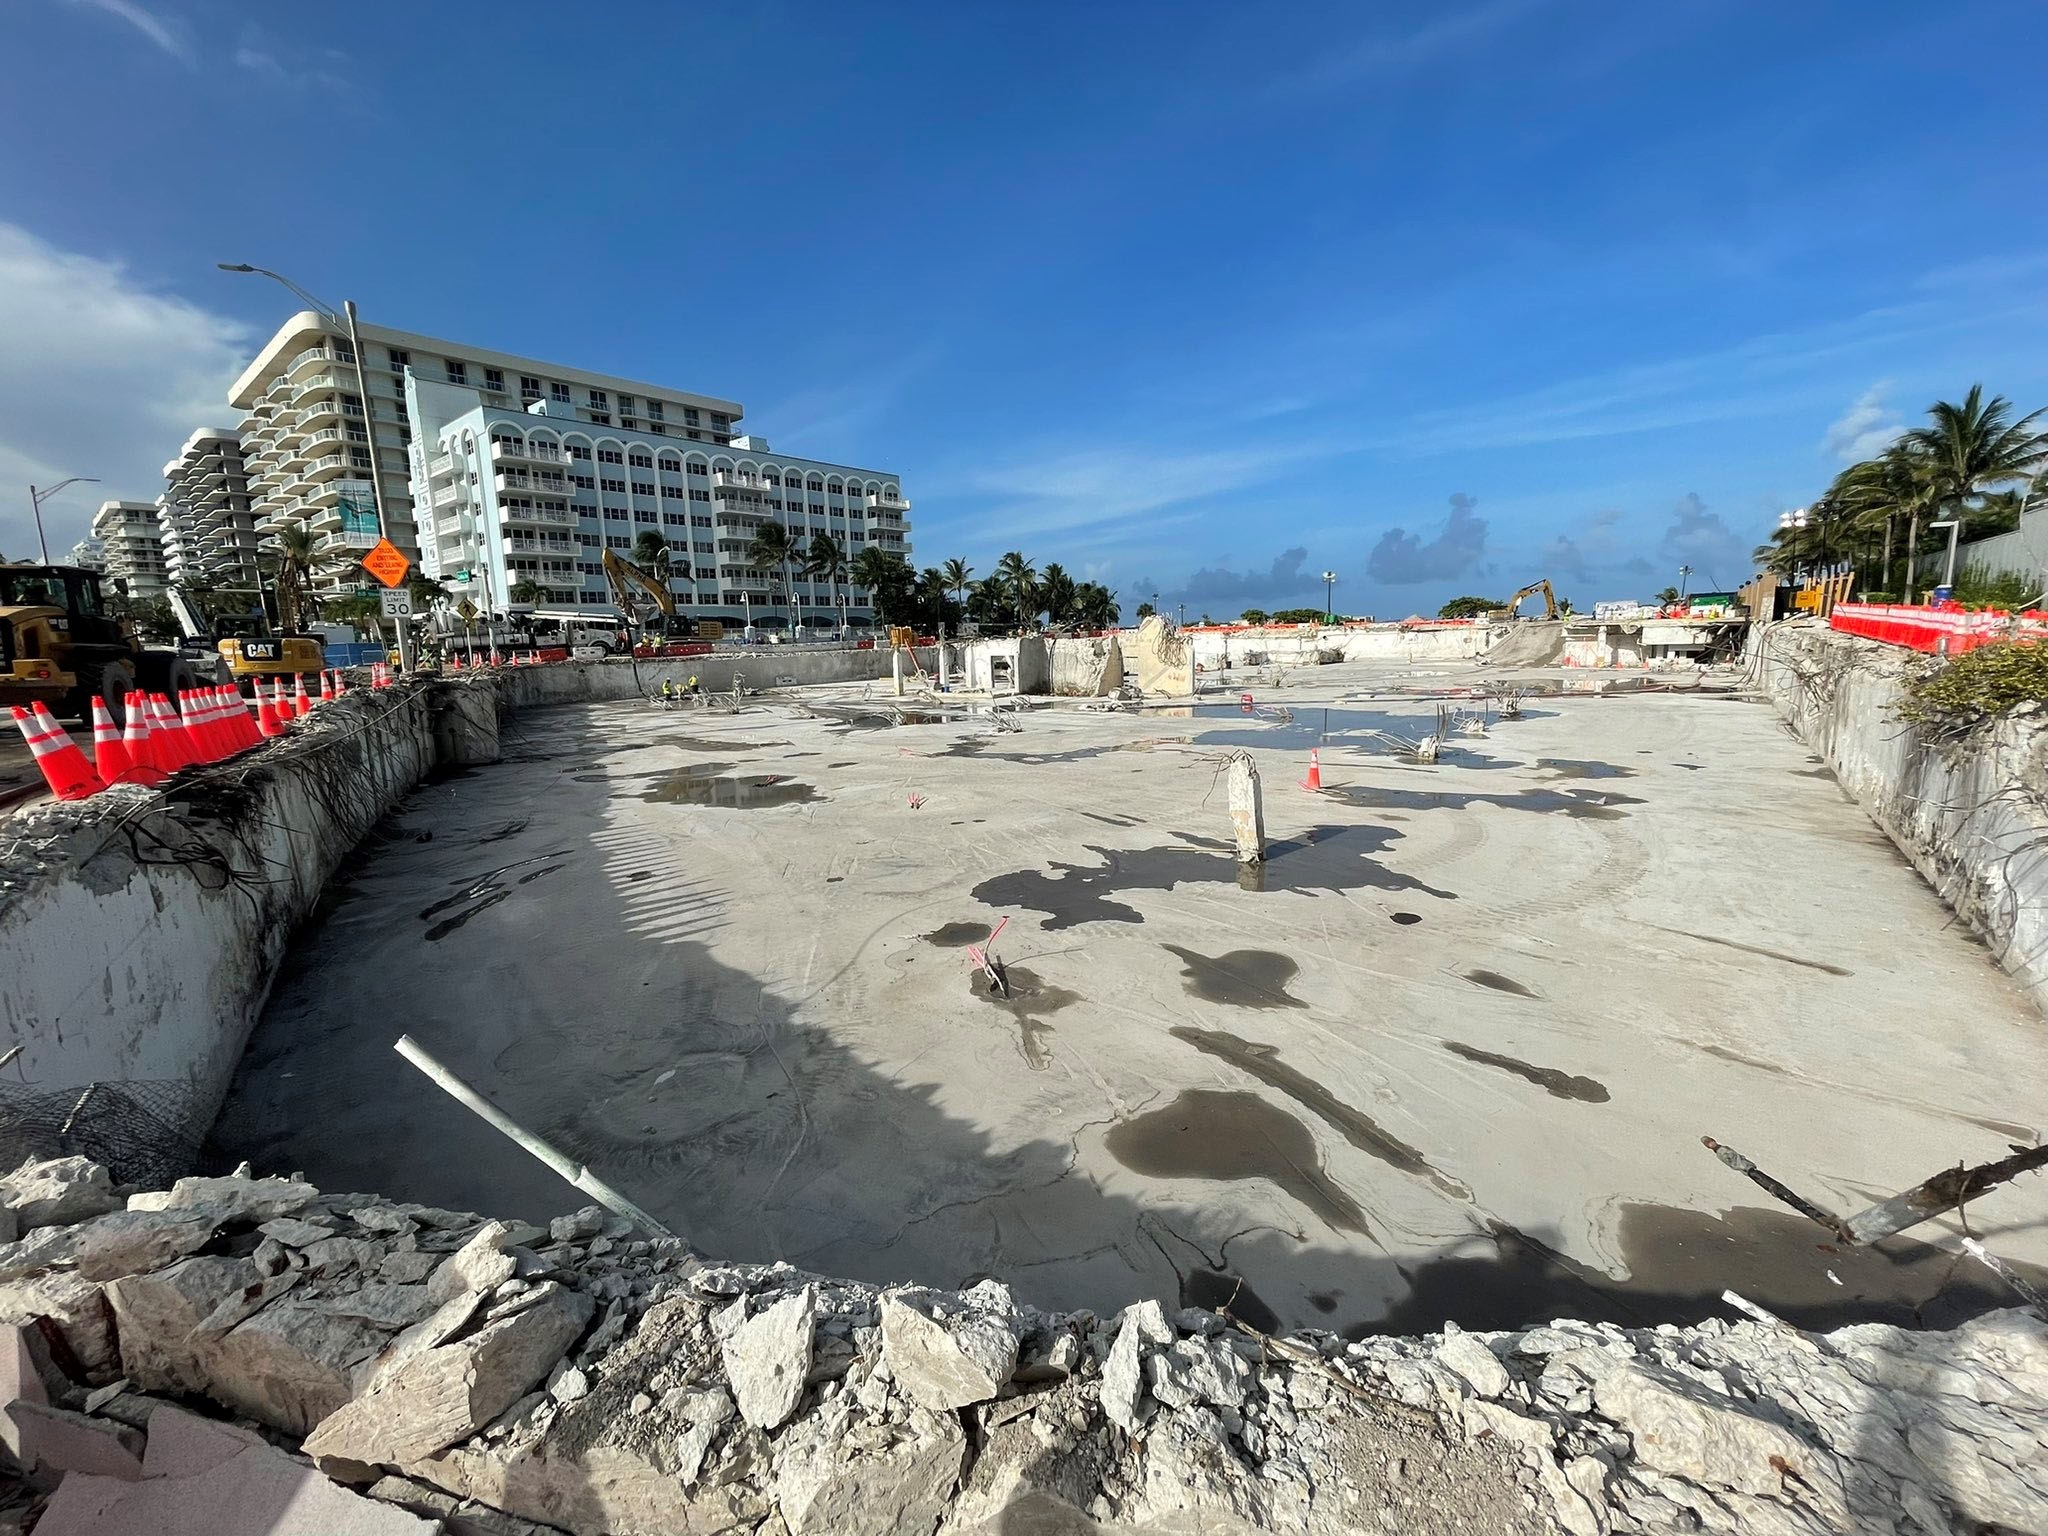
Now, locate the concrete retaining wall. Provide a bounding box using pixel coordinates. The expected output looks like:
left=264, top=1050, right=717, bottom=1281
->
left=1179, top=624, right=1492, bottom=671
left=1748, top=620, right=2048, bottom=1015
left=0, top=687, right=439, bottom=1133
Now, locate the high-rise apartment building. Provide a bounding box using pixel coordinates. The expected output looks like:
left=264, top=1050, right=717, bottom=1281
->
left=159, top=428, right=258, bottom=589
left=89, top=501, right=171, bottom=599
left=67, top=537, right=107, bottom=572
left=227, top=312, right=910, bottom=616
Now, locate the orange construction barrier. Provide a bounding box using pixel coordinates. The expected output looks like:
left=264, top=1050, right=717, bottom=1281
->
left=89, top=696, right=131, bottom=785
left=13, top=705, right=103, bottom=801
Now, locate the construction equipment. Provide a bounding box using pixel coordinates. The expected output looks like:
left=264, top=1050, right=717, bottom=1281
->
left=1, top=563, right=224, bottom=725
left=182, top=594, right=326, bottom=691
left=602, top=548, right=690, bottom=643
left=1491, top=580, right=1560, bottom=621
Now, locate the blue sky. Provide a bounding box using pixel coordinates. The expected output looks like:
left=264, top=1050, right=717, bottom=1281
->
left=4, top=0, right=2047, bottom=617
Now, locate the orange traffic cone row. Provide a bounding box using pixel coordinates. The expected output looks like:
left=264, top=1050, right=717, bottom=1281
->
left=175, top=692, right=209, bottom=763
left=227, top=687, right=258, bottom=750
left=199, top=690, right=232, bottom=760
left=14, top=704, right=104, bottom=801
left=1300, top=747, right=1324, bottom=792
left=319, top=671, right=335, bottom=703
left=294, top=675, right=311, bottom=718
left=118, top=695, right=165, bottom=786
left=256, top=679, right=282, bottom=738
left=88, top=696, right=131, bottom=786
left=334, top=669, right=349, bottom=696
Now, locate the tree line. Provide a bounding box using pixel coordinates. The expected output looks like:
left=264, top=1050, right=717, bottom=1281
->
left=1755, top=385, right=2046, bottom=600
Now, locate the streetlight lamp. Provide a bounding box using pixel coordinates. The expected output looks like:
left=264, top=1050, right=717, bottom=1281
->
left=27, top=478, right=100, bottom=563
left=217, top=262, right=411, bottom=672
left=1321, top=569, right=1337, bottom=624
left=1929, top=520, right=1962, bottom=598
left=1678, top=563, right=1694, bottom=602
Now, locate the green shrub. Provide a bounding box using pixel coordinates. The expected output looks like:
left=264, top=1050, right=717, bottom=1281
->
left=1898, top=639, right=2048, bottom=730
left=1951, top=565, right=2041, bottom=612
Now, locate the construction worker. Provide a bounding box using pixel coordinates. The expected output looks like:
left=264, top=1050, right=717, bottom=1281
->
left=658, top=679, right=678, bottom=707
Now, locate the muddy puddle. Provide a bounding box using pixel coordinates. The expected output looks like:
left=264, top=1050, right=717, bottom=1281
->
left=1187, top=701, right=1541, bottom=756
left=1534, top=758, right=1635, bottom=780
left=652, top=734, right=792, bottom=753
left=1442, top=1041, right=1609, bottom=1102
left=973, top=826, right=1453, bottom=929
left=924, top=922, right=992, bottom=948
left=640, top=768, right=820, bottom=808
left=1163, top=945, right=1307, bottom=1009
left=970, top=963, right=1079, bottom=1071
left=1169, top=1027, right=1470, bottom=1199
left=1464, top=969, right=1538, bottom=998
left=1106, top=1089, right=1369, bottom=1234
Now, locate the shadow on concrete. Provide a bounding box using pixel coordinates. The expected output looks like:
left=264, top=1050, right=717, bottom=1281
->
left=209, top=701, right=2046, bottom=1349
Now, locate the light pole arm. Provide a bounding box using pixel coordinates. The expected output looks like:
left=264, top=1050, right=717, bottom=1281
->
left=217, top=263, right=341, bottom=325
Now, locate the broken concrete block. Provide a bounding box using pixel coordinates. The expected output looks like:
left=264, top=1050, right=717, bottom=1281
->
left=6, top=1399, right=146, bottom=1481
left=771, top=1402, right=968, bottom=1535
left=104, top=1255, right=253, bottom=1394
left=255, top=1216, right=333, bottom=1248
left=879, top=1294, right=1018, bottom=1411
left=426, top=1221, right=521, bottom=1304
left=720, top=1286, right=815, bottom=1432
left=129, top=1174, right=318, bottom=1225
left=0, top=1209, right=218, bottom=1285
left=548, top=1207, right=605, bottom=1244
left=1436, top=1330, right=1513, bottom=1399
left=1591, top=1359, right=1834, bottom=1499
left=1227, top=752, right=1265, bottom=864
left=0, top=1157, right=120, bottom=1230
left=0, top=1322, right=56, bottom=1463
left=35, top=1406, right=438, bottom=1536
left=1145, top=1337, right=1254, bottom=1410
left=1101, top=1299, right=1173, bottom=1434
left=302, top=1282, right=593, bottom=1468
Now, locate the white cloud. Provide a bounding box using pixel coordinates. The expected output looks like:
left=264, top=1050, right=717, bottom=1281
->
left=1821, top=383, right=1903, bottom=462
left=234, top=45, right=285, bottom=77
left=1367, top=493, right=1490, bottom=584
left=65, top=0, right=190, bottom=63
left=0, top=223, right=251, bottom=559
left=1308, top=0, right=1551, bottom=85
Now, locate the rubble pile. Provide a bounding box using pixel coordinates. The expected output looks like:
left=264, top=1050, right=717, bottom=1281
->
left=0, top=1155, right=2043, bottom=1534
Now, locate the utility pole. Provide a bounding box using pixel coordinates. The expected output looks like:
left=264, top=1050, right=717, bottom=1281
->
left=28, top=478, right=99, bottom=563
left=1321, top=569, right=1337, bottom=624
left=1678, top=564, right=1694, bottom=602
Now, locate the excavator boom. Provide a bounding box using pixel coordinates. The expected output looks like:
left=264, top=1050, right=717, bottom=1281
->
left=1498, top=580, right=1559, bottom=620
left=602, top=548, right=679, bottom=636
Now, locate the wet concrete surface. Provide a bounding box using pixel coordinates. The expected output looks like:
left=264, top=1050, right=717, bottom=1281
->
left=210, top=669, right=2048, bottom=1338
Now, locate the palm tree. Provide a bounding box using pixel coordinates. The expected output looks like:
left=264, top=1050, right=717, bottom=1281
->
left=748, top=521, right=796, bottom=629
left=1038, top=563, right=1079, bottom=628
left=508, top=578, right=543, bottom=606
left=266, top=523, right=348, bottom=632
left=804, top=532, right=849, bottom=633
left=993, top=551, right=1038, bottom=630
left=1076, top=582, right=1120, bottom=630
left=940, top=558, right=973, bottom=608
left=850, top=546, right=912, bottom=625
left=1904, top=385, right=2048, bottom=586
left=631, top=528, right=672, bottom=572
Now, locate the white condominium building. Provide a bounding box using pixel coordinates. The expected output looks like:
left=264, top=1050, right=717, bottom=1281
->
left=406, top=373, right=910, bottom=629
left=159, top=428, right=258, bottom=589
left=89, top=501, right=171, bottom=599
left=67, top=537, right=107, bottom=571
left=227, top=313, right=789, bottom=593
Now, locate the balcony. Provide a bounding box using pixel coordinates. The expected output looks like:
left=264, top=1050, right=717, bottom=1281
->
left=293, top=371, right=349, bottom=402
left=500, top=504, right=574, bottom=528
left=712, top=472, right=772, bottom=498
left=866, top=492, right=911, bottom=513
left=503, top=535, right=577, bottom=555
left=490, top=439, right=565, bottom=467
left=286, top=343, right=353, bottom=377
left=495, top=469, right=570, bottom=496
left=426, top=450, right=457, bottom=482
left=431, top=483, right=464, bottom=509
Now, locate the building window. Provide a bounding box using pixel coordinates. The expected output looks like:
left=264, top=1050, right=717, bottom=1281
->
left=617, top=394, right=634, bottom=413
left=686, top=460, right=708, bottom=477
left=688, top=488, right=710, bottom=503
left=683, top=407, right=701, bottom=425
left=566, top=443, right=592, bottom=461
left=661, top=484, right=684, bottom=499
left=607, top=535, right=631, bottom=549
left=628, top=451, right=653, bottom=468
left=597, top=448, right=623, bottom=465
left=388, top=348, right=410, bottom=370
left=548, top=381, right=570, bottom=402
left=634, top=510, right=657, bottom=524
left=572, top=473, right=596, bottom=489
left=601, top=477, right=626, bottom=493
left=662, top=512, right=687, bottom=526
left=710, top=413, right=729, bottom=430
left=588, top=389, right=608, bottom=408
left=691, top=515, right=711, bottom=529
left=632, top=480, right=655, bottom=496
left=649, top=423, right=666, bottom=435
left=520, top=375, right=541, bottom=400
left=588, top=413, right=611, bottom=426
left=446, top=360, right=467, bottom=385
left=648, top=400, right=665, bottom=420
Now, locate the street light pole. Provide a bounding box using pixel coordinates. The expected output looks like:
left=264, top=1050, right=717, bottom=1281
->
left=1678, top=564, right=1694, bottom=602
left=27, top=478, right=100, bottom=563
left=218, top=263, right=412, bottom=673
left=1929, top=520, right=1962, bottom=595
left=1321, top=569, right=1337, bottom=624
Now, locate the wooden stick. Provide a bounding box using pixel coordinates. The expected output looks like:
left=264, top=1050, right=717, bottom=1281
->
left=1962, top=1238, right=2048, bottom=1319
left=1701, top=1137, right=1851, bottom=1240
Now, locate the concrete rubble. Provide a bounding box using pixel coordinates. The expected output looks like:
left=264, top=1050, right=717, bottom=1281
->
left=0, top=1156, right=2042, bottom=1535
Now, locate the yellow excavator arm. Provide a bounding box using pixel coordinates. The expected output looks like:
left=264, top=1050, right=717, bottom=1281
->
left=602, top=548, right=678, bottom=634
left=1501, top=580, right=1559, bottom=620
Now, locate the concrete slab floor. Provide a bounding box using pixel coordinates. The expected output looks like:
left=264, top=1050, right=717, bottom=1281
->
left=211, top=661, right=2048, bottom=1338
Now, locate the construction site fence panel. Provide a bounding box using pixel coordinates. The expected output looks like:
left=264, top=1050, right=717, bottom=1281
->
left=1829, top=603, right=2048, bottom=655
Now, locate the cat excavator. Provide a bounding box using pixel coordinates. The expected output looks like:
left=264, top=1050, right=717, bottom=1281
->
left=601, top=548, right=689, bottom=643
left=1490, top=580, right=1560, bottom=621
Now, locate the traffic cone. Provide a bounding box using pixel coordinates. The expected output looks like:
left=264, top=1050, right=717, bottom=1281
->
left=276, top=678, right=299, bottom=722
left=319, top=670, right=335, bottom=703
left=1300, top=748, right=1323, bottom=792
left=176, top=692, right=210, bottom=763
left=334, top=669, right=349, bottom=696
left=256, top=680, right=282, bottom=738
left=15, top=705, right=103, bottom=800
left=188, top=691, right=225, bottom=762
left=230, top=686, right=260, bottom=749
left=293, top=674, right=311, bottom=718
left=202, top=689, right=236, bottom=758
left=89, top=696, right=131, bottom=785
left=117, top=694, right=164, bottom=785
left=155, top=694, right=197, bottom=769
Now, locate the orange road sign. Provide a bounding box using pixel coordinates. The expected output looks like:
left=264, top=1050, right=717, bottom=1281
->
left=363, top=538, right=412, bottom=590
